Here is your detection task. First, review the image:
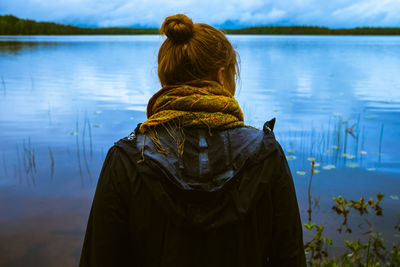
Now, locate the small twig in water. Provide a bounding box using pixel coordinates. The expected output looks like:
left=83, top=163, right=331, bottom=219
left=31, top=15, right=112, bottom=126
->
left=87, top=118, right=93, bottom=160
left=16, top=144, right=22, bottom=184
left=48, top=147, right=54, bottom=180
left=307, top=160, right=315, bottom=222
left=378, top=123, right=384, bottom=162
left=82, top=112, right=91, bottom=177
left=76, top=113, right=84, bottom=186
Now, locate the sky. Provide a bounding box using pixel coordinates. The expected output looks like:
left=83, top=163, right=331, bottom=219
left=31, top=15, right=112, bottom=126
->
left=1, top=0, right=400, bottom=28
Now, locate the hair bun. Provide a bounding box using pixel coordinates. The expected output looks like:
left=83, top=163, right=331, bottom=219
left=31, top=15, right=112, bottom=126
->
left=161, top=14, right=194, bottom=44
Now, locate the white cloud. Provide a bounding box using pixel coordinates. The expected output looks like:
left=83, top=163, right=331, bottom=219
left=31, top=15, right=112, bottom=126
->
left=1, top=0, right=400, bottom=28
left=333, top=0, right=400, bottom=27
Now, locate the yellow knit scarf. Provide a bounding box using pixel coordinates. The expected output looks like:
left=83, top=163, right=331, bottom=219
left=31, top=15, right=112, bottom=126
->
left=139, top=80, right=246, bottom=156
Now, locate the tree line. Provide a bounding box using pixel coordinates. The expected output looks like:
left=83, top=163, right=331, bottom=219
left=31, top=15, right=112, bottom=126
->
left=225, top=25, right=400, bottom=35
left=2, top=14, right=400, bottom=35
left=0, top=15, right=158, bottom=35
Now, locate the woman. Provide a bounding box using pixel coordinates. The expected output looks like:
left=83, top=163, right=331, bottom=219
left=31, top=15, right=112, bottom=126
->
left=80, top=14, right=306, bottom=267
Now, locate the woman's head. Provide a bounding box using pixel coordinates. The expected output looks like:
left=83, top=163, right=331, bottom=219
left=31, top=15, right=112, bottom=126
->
left=158, top=14, right=239, bottom=94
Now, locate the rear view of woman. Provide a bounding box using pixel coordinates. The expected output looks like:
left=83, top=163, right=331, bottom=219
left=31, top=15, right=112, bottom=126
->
left=80, top=14, right=306, bottom=267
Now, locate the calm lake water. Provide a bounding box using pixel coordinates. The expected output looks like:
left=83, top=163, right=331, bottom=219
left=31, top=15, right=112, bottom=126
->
left=0, top=35, right=400, bottom=266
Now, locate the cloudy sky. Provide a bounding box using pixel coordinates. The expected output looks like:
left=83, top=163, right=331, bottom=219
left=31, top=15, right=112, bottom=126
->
left=1, top=0, right=400, bottom=28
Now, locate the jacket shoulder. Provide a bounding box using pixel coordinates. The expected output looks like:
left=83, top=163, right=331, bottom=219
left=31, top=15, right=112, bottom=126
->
left=228, top=118, right=281, bottom=163
left=112, top=123, right=143, bottom=157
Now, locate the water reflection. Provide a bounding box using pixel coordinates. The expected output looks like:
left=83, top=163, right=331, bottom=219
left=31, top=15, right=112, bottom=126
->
left=0, top=41, right=59, bottom=55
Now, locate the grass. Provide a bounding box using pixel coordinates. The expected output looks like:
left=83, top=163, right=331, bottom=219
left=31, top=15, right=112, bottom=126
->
left=307, top=160, right=315, bottom=222
left=5, top=111, right=101, bottom=185
left=82, top=112, right=92, bottom=179
left=11, top=110, right=96, bottom=184
left=379, top=123, right=384, bottom=162
left=15, top=144, right=22, bottom=184
left=75, top=113, right=84, bottom=186
left=86, top=116, right=93, bottom=160
left=48, top=147, right=54, bottom=180
left=282, top=113, right=385, bottom=174
left=22, top=138, right=36, bottom=185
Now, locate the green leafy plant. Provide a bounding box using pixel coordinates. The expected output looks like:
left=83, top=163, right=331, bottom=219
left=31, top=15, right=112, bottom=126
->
left=304, top=193, right=400, bottom=266
left=304, top=222, right=333, bottom=266
left=331, top=193, right=384, bottom=234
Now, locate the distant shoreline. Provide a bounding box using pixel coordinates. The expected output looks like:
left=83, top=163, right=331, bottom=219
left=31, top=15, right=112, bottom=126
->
left=2, top=14, right=400, bottom=36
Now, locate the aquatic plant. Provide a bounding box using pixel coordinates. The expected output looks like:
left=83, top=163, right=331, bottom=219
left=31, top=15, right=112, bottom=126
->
left=307, top=161, right=316, bottom=222
left=75, top=113, right=84, bottom=185
left=15, top=144, right=22, bottom=183
left=87, top=117, right=93, bottom=160
left=304, top=193, right=399, bottom=266
left=82, top=111, right=92, bottom=178
left=378, top=124, right=384, bottom=163
left=281, top=113, right=385, bottom=175
left=304, top=222, right=333, bottom=265
left=22, top=138, right=36, bottom=185
left=302, top=140, right=397, bottom=265
left=48, top=147, right=54, bottom=180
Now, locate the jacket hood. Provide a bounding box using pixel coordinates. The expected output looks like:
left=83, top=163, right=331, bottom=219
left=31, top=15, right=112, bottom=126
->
left=115, top=120, right=278, bottom=231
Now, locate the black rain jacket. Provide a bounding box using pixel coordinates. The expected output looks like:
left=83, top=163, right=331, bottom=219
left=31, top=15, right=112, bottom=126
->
left=79, top=119, right=306, bottom=267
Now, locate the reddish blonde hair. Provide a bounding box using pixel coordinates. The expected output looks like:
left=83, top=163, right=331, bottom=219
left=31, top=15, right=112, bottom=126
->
left=158, top=14, right=239, bottom=94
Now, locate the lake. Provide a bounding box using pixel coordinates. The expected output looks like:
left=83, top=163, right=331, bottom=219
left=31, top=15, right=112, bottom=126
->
left=0, top=35, right=399, bottom=266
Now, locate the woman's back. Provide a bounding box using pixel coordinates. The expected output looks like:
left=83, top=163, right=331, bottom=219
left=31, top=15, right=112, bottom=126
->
left=80, top=122, right=305, bottom=266
left=79, top=13, right=306, bottom=266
